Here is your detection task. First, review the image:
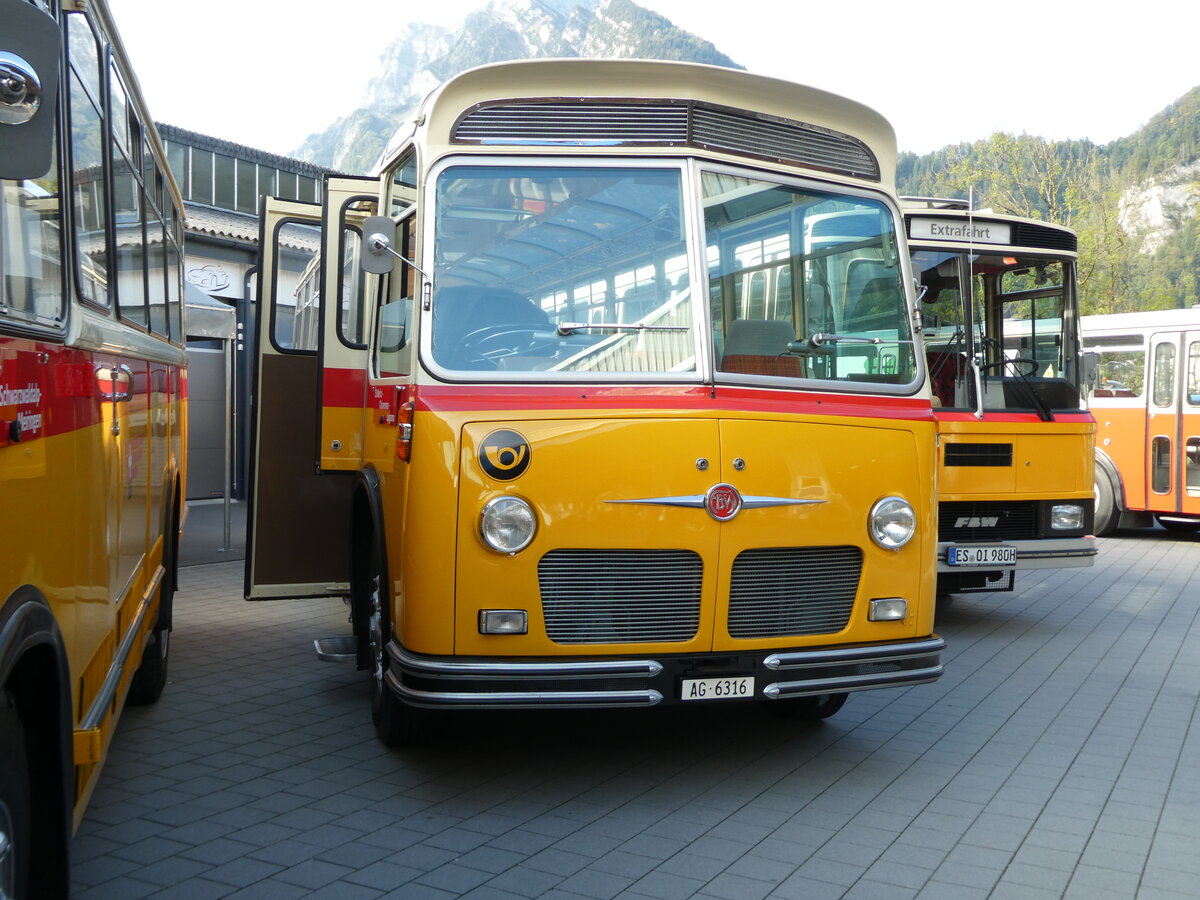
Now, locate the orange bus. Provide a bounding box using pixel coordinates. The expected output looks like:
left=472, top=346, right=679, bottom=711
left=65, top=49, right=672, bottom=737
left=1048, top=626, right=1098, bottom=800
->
left=1, top=1, right=187, bottom=894
left=1082, top=308, right=1200, bottom=534
left=903, top=199, right=1096, bottom=595
left=246, top=59, right=944, bottom=745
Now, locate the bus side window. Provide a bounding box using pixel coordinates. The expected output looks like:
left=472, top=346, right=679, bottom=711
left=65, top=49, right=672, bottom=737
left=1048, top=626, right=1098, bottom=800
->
left=375, top=215, right=415, bottom=377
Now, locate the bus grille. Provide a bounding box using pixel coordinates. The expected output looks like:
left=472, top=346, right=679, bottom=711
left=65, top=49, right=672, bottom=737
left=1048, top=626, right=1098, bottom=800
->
left=939, top=501, right=1038, bottom=541
left=452, top=100, right=880, bottom=181
left=728, top=547, right=862, bottom=638
left=538, top=549, right=702, bottom=644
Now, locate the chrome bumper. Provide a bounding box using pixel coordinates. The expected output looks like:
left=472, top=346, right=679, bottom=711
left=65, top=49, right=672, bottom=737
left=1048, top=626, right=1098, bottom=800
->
left=384, top=636, right=945, bottom=709
left=936, top=536, right=1096, bottom=573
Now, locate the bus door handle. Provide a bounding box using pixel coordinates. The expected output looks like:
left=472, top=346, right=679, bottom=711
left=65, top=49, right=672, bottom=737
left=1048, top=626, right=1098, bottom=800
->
left=96, top=364, right=134, bottom=403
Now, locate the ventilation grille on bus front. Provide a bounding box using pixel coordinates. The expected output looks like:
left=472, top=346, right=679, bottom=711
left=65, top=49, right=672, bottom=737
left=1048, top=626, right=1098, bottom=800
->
left=1012, top=222, right=1077, bottom=253
left=728, top=547, right=862, bottom=638
left=538, top=549, right=702, bottom=644
left=939, top=501, right=1039, bottom=541
left=451, top=100, right=881, bottom=181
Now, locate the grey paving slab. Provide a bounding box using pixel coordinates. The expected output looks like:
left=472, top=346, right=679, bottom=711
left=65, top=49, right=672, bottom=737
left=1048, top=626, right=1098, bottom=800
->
left=70, top=524, right=1200, bottom=898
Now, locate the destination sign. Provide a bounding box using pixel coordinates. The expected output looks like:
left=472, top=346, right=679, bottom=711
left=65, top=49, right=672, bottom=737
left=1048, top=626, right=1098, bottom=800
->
left=910, top=217, right=1012, bottom=245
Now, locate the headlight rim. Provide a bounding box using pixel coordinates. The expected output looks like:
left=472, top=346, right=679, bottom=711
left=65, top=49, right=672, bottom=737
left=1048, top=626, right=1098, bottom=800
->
left=478, top=495, right=537, bottom=555
left=869, top=495, right=917, bottom=550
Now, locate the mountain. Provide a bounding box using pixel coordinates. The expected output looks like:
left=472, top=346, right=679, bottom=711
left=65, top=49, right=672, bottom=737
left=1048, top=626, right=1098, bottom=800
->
left=292, top=0, right=741, bottom=174
left=896, top=86, right=1200, bottom=313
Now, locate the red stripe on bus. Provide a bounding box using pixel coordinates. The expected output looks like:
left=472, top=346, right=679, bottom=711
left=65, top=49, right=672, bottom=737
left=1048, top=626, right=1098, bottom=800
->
left=410, top=383, right=935, bottom=421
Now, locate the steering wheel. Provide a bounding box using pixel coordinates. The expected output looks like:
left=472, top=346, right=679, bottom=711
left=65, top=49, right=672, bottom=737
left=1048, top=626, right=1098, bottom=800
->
left=979, top=357, right=1039, bottom=377
left=457, top=323, right=558, bottom=364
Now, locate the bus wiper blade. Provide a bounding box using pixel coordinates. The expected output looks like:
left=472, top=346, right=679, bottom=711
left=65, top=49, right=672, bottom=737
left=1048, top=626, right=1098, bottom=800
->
left=556, top=321, right=690, bottom=336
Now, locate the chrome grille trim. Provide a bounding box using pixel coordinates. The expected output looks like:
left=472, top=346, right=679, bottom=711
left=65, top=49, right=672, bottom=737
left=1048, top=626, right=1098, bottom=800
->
left=538, top=549, right=702, bottom=644
left=728, top=547, right=862, bottom=638
left=452, top=99, right=880, bottom=181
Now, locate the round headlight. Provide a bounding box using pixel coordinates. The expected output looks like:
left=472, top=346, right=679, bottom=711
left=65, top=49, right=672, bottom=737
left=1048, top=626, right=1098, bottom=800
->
left=869, top=496, right=916, bottom=549
left=479, top=496, right=536, bottom=554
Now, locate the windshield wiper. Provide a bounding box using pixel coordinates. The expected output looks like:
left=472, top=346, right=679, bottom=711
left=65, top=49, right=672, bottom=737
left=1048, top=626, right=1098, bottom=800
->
left=556, top=321, right=690, bottom=336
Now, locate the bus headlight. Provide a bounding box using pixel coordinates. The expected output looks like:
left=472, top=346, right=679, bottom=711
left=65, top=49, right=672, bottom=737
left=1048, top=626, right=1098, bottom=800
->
left=479, top=496, right=536, bottom=554
left=869, top=496, right=916, bottom=550
left=1051, top=503, right=1085, bottom=530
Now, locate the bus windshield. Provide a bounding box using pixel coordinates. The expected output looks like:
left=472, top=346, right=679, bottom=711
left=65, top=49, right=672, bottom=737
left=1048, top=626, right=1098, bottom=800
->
left=914, top=250, right=1081, bottom=412
left=430, top=163, right=695, bottom=375
left=428, top=162, right=915, bottom=385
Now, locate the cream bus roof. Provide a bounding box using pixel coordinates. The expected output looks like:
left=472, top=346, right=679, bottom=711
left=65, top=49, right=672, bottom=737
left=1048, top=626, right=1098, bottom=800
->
left=382, top=58, right=897, bottom=187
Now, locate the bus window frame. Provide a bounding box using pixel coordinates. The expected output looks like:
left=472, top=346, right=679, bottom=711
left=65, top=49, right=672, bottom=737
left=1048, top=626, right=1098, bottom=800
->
left=266, top=214, right=322, bottom=356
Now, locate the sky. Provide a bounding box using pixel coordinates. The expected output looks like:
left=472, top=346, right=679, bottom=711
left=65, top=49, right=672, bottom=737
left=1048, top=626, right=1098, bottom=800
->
left=105, top=0, right=1200, bottom=158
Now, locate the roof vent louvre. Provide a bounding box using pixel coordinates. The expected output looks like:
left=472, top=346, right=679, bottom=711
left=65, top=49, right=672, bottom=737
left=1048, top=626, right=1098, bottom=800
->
left=452, top=99, right=880, bottom=181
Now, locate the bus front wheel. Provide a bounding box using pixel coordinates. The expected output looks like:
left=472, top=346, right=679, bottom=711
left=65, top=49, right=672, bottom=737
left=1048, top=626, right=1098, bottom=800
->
left=365, top=546, right=430, bottom=747
left=0, top=691, right=31, bottom=900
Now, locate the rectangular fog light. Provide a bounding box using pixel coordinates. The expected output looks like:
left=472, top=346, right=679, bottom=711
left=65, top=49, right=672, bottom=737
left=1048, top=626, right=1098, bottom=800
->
left=479, top=609, right=528, bottom=635
left=869, top=598, right=908, bottom=621
left=1051, top=503, right=1084, bottom=530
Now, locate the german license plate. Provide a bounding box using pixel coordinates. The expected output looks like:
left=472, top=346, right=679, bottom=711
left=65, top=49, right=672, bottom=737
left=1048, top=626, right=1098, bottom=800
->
left=681, top=676, right=754, bottom=701
left=948, top=545, right=1017, bottom=567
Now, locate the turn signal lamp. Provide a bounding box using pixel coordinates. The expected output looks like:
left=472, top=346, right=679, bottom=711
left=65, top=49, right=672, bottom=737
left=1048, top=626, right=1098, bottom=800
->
left=396, top=398, right=415, bottom=461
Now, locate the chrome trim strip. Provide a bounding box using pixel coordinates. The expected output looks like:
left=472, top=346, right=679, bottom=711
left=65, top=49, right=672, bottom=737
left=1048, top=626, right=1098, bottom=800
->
left=607, top=495, right=825, bottom=510
left=388, top=673, right=663, bottom=708
left=80, top=565, right=164, bottom=731
left=763, top=663, right=945, bottom=698
left=390, top=645, right=664, bottom=678
left=763, top=636, right=946, bottom=670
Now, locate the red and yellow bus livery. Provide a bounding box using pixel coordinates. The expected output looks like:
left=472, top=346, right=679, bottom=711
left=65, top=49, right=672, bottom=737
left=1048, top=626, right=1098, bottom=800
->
left=246, top=59, right=945, bottom=745
left=2, top=1, right=186, bottom=895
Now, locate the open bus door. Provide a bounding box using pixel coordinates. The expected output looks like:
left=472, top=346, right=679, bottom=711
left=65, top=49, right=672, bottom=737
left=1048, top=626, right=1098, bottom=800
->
left=245, top=178, right=380, bottom=600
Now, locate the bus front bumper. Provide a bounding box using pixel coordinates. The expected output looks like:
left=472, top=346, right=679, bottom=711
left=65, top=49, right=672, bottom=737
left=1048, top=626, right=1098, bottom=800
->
left=936, top=536, right=1097, bottom=573
left=384, top=637, right=945, bottom=709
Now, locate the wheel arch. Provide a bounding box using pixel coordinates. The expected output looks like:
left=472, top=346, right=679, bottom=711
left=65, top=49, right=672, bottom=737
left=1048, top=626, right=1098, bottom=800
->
left=0, top=586, right=73, bottom=897
left=350, top=467, right=390, bottom=671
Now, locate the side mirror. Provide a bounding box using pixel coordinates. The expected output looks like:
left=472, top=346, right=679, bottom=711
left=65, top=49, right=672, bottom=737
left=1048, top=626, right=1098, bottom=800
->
left=1081, top=351, right=1100, bottom=393
left=0, top=0, right=61, bottom=180
left=361, top=216, right=397, bottom=275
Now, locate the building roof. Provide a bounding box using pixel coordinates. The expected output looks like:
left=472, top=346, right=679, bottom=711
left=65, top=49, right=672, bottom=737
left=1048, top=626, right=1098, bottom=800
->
left=157, top=123, right=341, bottom=179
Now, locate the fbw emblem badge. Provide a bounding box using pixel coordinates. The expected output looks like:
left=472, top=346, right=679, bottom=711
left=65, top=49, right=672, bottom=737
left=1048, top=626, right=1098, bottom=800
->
left=479, top=429, right=531, bottom=481
left=705, top=483, right=743, bottom=521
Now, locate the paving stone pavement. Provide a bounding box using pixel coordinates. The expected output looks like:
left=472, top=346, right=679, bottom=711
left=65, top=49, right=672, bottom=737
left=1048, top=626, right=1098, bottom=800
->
left=70, top=529, right=1200, bottom=899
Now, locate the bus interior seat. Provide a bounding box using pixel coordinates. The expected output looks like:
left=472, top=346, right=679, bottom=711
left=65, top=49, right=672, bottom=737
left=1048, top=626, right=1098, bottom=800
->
left=926, top=350, right=968, bottom=407
left=431, top=285, right=550, bottom=368
left=720, top=318, right=802, bottom=377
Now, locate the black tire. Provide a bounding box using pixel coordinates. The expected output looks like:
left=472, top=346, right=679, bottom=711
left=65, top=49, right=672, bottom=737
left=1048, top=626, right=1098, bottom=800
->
left=0, top=691, right=31, bottom=900
left=1094, top=461, right=1119, bottom=537
left=762, top=692, right=849, bottom=722
left=1154, top=515, right=1200, bottom=533
left=364, top=541, right=430, bottom=746
left=127, top=626, right=169, bottom=706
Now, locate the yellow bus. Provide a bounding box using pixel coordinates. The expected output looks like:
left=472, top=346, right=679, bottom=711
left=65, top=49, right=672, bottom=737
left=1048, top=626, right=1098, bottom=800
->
left=1082, top=307, right=1200, bottom=534
left=1, top=1, right=187, bottom=894
left=246, top=59, right=944, bottom=745
left=903, top=199, right=1096, bottom=596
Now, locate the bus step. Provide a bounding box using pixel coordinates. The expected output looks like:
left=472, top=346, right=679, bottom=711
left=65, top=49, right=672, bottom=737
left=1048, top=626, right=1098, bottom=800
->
left=314, top=636, right=356, bottom=662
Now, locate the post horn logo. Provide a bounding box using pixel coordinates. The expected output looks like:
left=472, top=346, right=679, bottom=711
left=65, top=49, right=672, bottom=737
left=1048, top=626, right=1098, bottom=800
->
left=479, top=429, right=531, bottom=481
